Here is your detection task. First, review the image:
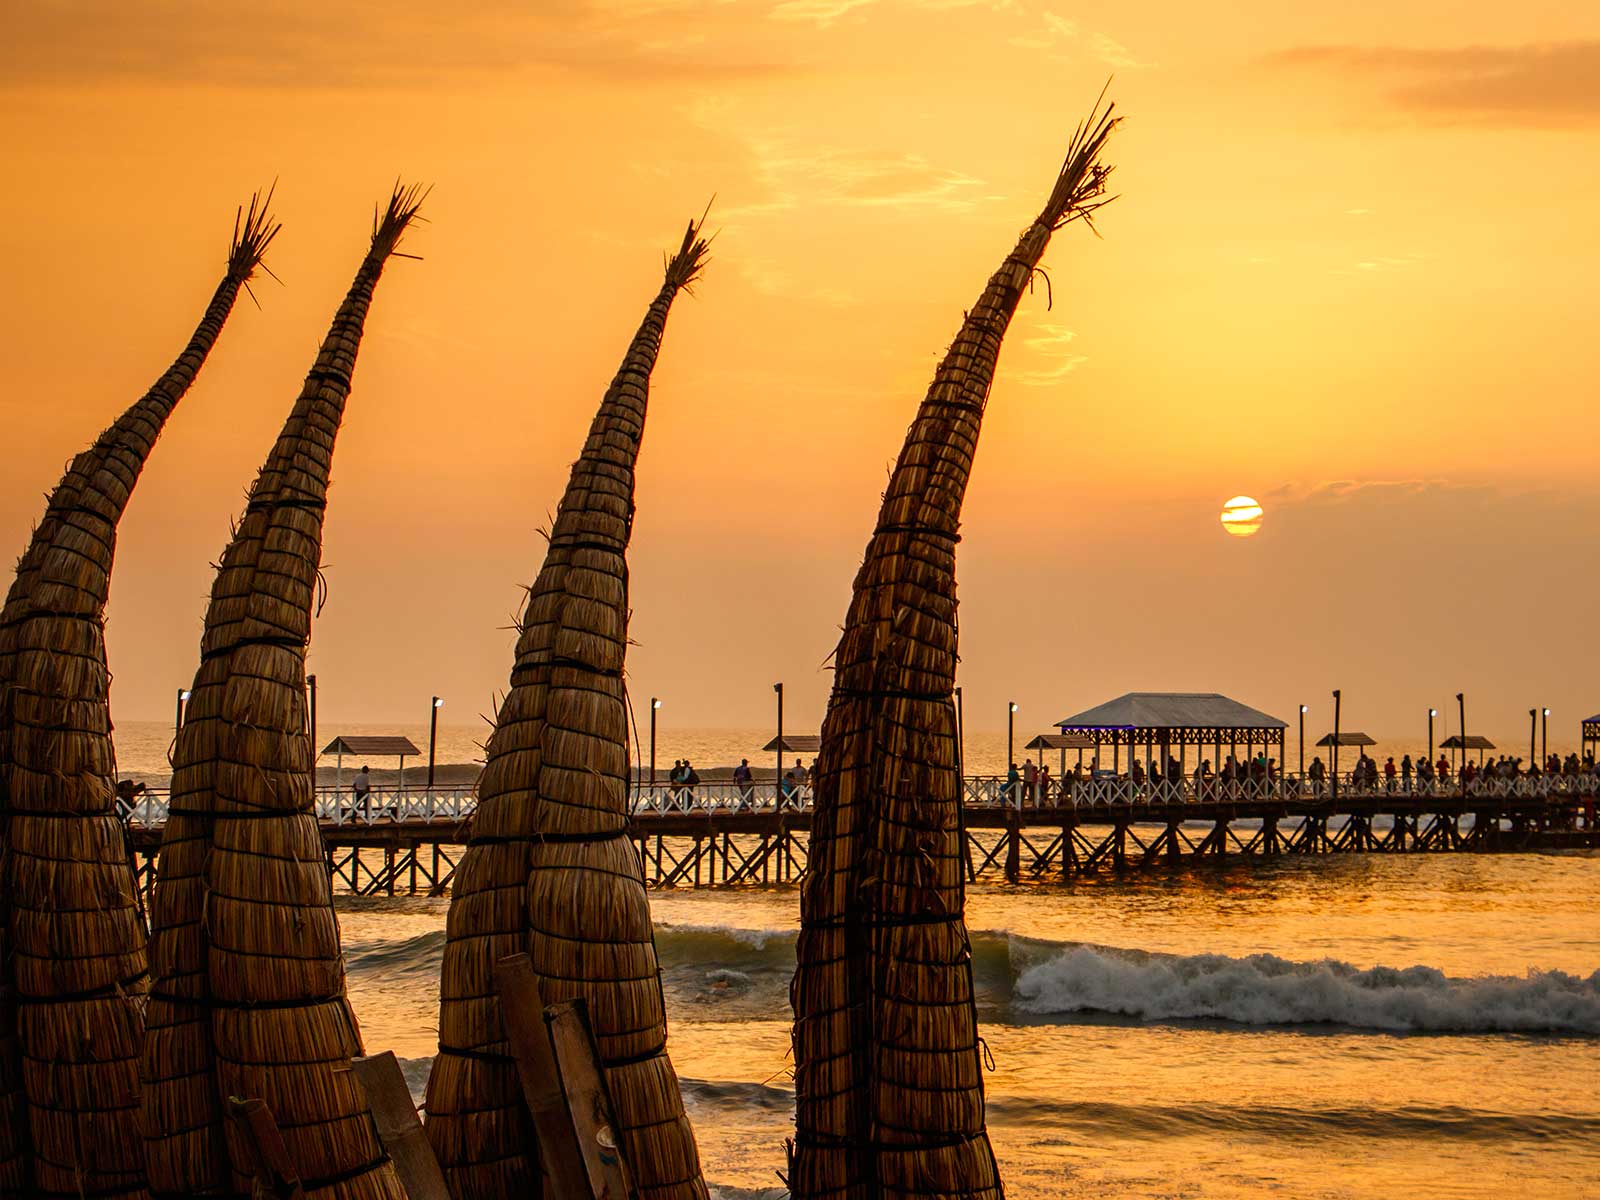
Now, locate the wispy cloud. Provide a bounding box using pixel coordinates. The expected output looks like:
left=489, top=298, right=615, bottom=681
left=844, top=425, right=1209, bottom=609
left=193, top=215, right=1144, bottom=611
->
left=2, top=0, right=792, bottom=87
left=768, top=0, right=877, bottom=24
left=1002, top=321, right=1087, bottom=387
left=711, top=142, right=997, bottom=222
left=1327, top=251, right=1429, bottom=278
left=735, top=258, right=862, bottom=305
left=1261, top=40, right=1600, bottom=127
left=770, top=0, right=1017, bottom=25
left=1010, top=12, right=1153, bottom=69
left=1266, top=479, right=1495, bottom=508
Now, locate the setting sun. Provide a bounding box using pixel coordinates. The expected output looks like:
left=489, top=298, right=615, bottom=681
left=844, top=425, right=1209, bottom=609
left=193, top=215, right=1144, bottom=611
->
left=1221, top=495, right=1264, bottom=537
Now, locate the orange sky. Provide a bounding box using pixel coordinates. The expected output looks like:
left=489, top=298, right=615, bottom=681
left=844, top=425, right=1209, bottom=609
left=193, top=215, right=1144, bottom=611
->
left=3, top=1, right=1598, bottom=749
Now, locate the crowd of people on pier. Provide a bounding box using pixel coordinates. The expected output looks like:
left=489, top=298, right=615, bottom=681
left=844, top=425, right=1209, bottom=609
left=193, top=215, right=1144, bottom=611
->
left=1342, top=750, right=1599, bottom=794
left=995, top=746, right=1600, bottom=806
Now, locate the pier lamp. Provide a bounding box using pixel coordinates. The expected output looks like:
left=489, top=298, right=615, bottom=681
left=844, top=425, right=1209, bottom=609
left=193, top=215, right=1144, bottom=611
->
left=172, top=687, right=191, bottom=763
left=1456, top=693, right=1467, bottom=778
left=307, top=675, right=319, bottom=764
left=649, top=697, right=662, bottom=788
left=774, top=682, right=785, bottom=806
left=1530, top=708, right=1538, bottom=765
left=1007, top=701, right=1018, bottom=771
left=1298, top=704, right=1307, bottom=782
left=954, top=686, right=965, bottom=777
left=1543, top=708, right=1550, bottom=764
left=1331, top=689, right=1342, bottom=801
left=427, top=696, right=443, bottom=795
left=1428, top=709, right=1437, bottom=763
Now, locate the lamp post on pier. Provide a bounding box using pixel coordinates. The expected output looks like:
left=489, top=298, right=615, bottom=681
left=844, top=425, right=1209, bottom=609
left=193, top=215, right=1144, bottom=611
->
left=1007, top=701, right=1018, bottom=770
left=1331, top=689, right=1342, bottom=802
left=1542, top=708, right=1550, bottom=764
left=172, top=687, right=191, bottom=764
left=1530, top=708, right=1538, bottom=766
left=1298, top=704, right=1306, bottom=781
left=307, top=674, right=318, bottom=766
left=649, top=697, right=662, bottom=787
left=774, top=682, right=785, bottom=807
left=427, top=696, right=443, bottom=794
left=954, top=686, right=965, bottom=779
left=1428, top=708, right=1437, bottom=764
left=1456, top=692, right=1467, bottom=780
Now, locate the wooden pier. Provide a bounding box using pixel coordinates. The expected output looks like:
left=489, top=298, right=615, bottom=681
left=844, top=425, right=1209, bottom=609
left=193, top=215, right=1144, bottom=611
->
left=123, top=779, right=1600, bottom=896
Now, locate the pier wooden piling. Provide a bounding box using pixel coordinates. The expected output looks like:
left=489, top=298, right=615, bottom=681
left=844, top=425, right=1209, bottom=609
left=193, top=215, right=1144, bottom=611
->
left=122, top=782, right=1600, bottom=894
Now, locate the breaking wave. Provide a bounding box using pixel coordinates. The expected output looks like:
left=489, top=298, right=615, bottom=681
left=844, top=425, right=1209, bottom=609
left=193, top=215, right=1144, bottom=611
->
left=1012, top=945, right=1600, bottom=1034
left=341, top=921, right=1599, bottom=1036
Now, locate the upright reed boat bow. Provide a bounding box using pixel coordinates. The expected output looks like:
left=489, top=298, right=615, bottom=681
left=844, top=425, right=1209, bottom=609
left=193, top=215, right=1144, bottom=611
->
left=789, top=96, right=1118, bottom=1200
left=140, top=184, right=424, bottom=1200
left=0, top=195, right=278, bottom=1199
left=427, top=217, right=711, bottom=1200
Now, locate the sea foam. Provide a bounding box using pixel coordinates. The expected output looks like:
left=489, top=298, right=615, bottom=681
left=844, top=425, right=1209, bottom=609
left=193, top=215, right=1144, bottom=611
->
left=1011, top=945, right=1600, bottom=1034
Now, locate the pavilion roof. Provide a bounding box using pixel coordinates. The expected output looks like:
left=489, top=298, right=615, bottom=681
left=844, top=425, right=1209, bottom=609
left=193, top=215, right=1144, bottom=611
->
left=1315, top=731, right=1377, bottom=747
left=1439, top=734, right=1496, bottom=750
left=1024, top=733, right=1097, bottom=751
left=320, top=735, right=421, bottom=758
left=1057, top=692, right=1286, bottom=732
left=763, top=734, right=821, bottom=754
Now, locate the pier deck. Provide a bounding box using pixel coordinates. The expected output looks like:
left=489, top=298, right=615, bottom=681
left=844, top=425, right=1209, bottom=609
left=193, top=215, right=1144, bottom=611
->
left=121, top=775, right=1600, bottom=895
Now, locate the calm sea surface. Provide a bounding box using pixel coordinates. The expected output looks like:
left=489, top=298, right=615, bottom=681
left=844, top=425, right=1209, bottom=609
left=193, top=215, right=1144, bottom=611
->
left=111, top=723, right=1600, bottom=1197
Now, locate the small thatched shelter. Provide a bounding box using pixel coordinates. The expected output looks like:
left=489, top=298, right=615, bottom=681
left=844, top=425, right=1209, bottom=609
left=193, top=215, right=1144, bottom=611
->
left=140, top=185, right=423, bottom=1199
left=0, top=194, right=278, bottom=1198
left=426, top=219, right=710, bottom=1200
left=789, top=97, right=1118, bottom=1200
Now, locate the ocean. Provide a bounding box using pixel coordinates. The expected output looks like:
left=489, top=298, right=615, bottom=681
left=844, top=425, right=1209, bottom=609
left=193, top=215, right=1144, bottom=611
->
left=334, top=855, right=1600, bottom=1200
left=110, top=722, right=1600, bottom=1197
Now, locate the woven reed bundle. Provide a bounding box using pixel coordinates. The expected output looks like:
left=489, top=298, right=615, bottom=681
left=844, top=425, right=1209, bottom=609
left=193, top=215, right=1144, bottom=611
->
left=140, top=185, right=423, bottom=1200
left=0, top=196, right=278, bottom=1200
left=789, top=99, right=1118, bottom=1200
left=426, top=219, right=710, bottom=1200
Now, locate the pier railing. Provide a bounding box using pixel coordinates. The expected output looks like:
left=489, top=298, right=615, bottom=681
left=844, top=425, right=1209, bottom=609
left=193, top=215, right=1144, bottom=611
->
left=115, top=772, right=1600, bottom=829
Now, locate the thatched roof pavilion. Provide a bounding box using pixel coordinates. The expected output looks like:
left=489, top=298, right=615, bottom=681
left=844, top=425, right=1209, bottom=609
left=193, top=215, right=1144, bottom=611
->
left=1056, top=690, right=1288, bottom=774
left=426, top=219, right=710, bottom=1200
left=140, top=185, right=423, bottom=1199
left=0, top=194, right=278, bottom=1198
left=789, top=96, right=1118, bottom=1200
left=1440, top=733, right=1495, bottom=766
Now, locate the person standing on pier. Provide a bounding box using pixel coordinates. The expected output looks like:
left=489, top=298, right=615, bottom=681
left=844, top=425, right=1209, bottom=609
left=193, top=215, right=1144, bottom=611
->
left=1401, top=755, right=1413, bottom=792
left=353, top=764, right=373, bottom=818
left=1023, top=758, right=1038, bottom=805
left=734, top=758, right=754, bottom=808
